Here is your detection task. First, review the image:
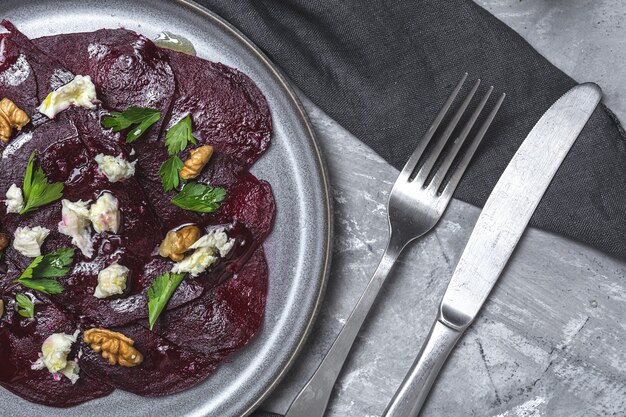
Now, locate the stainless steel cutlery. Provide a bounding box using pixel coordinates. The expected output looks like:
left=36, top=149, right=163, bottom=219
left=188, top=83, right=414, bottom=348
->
left=382, top=82, right=602, bottom=417
left=285, top=74, right=505, bottom=417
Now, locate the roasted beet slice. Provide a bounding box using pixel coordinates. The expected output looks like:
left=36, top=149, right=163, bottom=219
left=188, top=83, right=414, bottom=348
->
left=216, top=173, right=276, bottom=242
left=164, top=49, right=272, bottom=169
left=150, top=248, right=268, bottom=358
left=79, top=322, right=216, bottom=396
left=0, top=296, right=114, bottom=407
left=51, top=256, right=204, bottom=328
left=33, top=29, right=175, bottom=122
left=0, top=20, right=73, bottom=121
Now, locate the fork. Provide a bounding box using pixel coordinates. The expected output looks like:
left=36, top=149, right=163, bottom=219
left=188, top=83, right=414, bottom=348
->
left=284, top=74, right=505, bottom=417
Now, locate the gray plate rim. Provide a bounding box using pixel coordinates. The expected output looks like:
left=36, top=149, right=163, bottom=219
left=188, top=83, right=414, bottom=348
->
left=0, top=0, right=333, bottom=415
left=163, top=2, right=334, bottom=415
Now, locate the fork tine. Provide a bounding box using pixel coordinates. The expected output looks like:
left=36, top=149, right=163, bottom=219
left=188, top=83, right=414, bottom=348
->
left=438, top=93, right=506, bottom=206
left=427, top=86, right=494, bottom=192
left=412, top=78, right=481, bottom=186
left=398, top=73, right=468, bottom=182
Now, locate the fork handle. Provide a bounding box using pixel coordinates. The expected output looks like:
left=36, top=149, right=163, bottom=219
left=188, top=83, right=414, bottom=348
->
left=382, top=319, right=463, bottom=417
left=285, top=240, right=403, bottom=417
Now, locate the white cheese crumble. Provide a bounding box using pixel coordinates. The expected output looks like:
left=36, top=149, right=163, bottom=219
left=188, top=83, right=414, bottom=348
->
left=94, top=153, right=136, bottom=182
left=190, top=231, right=235, bottom=257
left=58, top=199, right=93, bottom=258
left=171, top=247, right=219, bottom=277
left=4, top=183, right=24, bottom=213
left=38, top=75, right=97, bottom=118
left=13, top=226, right=50, bottom=257
left=93, top=263, right=129, bottom=299
left=171, top=231, right=235, bottom=277
left=89, top=193, right=120, bottom=234
left=31, top=330, right=80, bottom=384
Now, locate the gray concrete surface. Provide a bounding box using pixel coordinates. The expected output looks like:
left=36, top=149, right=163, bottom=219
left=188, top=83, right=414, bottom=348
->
left=260, top=1, right=626, bottom=416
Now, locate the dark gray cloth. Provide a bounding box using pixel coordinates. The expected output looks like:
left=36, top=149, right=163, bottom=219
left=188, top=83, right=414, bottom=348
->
left=192, top=0, right=626, bottom=414
left=197, top=0, right=626, bottom=262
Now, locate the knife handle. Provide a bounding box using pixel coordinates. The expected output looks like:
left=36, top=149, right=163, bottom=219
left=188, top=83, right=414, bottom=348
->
left=382, top=320, right=463, bottom=417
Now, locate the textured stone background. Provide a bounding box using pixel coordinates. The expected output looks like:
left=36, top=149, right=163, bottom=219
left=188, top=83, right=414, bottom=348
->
left=261, top=1, right=626, bottom=416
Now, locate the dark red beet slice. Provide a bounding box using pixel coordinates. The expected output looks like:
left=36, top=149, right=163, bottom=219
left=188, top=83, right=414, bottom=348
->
left=150, top=248, right=268, bottom=358
left=0, top=295, right=114, bottom=407
left=0, top=20, right=74, bottom=120
left=216, top=173, right=276, bottom=242
left=32, top=29, right=175, bottom=121
left=79, top=322, right=216, bottom=396
left=164, top=49, right=272, bottom=169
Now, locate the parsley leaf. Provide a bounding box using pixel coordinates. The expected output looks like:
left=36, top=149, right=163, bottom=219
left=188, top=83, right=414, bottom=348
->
left=15, top=293, right=34, bottom=318
left=20, top=152, right=64, bottom=215
left=170, top=182, right=227, bottom=213
left=165, top=115, right=197, bottom=156
left=15, top=248, right=74, bottom=294
left=102, top=107, right=161, bottom=143
left=23, top=152, right=35, bottom=200
left=147, top=272, right=185, bottom=330
left=15, top=279, right=64, bottom=295
left=159, top=155, right=184, bottom=192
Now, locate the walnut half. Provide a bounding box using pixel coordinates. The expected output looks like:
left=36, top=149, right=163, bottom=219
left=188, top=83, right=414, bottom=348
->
left=179, top=145, right=214, bottom=180
left=0, top=233, right=9, bottom=252
left=83, top=328, right=144, bottom=367
left=0, top=98, right=29, bottom=143
left=158, top=225, right=201, bottom=262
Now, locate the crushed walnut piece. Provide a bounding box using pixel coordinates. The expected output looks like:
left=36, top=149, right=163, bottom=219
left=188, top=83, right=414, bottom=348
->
left=83, top=328, right=143, bottom=367
left=0, top=98, right=29, bottom=143
left=158, top=225, right=201, bottom=262
left=0, top=233, right=9, bottom=252
left=179, top=145, right=214, bottom=180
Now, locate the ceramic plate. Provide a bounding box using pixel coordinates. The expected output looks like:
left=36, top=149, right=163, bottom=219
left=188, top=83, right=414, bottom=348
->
left=0, top=1, right=332, bottom=416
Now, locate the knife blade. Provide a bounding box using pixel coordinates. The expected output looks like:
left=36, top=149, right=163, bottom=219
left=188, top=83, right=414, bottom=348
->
left=383, top=82, right=602, bottom=417
left=439, top=82, right=602, bottom=330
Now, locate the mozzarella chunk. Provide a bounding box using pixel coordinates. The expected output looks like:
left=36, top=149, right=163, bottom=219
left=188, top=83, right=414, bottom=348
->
left=190, top=230, right=235, bottom=257
left=4, top=183, right=24, bottom=213
left=31, top=330, right=80, bottom=384
left=95, top=154, right=136, bottom=183
left=89, top=193, right=120, bottom=233
left=13, top=226, right=50, bottom=257
left=172, top=231, right=235, bottom=277
left=38, top=75, right=97, bottom=118
left=58, top=199, right=93, bottom=258
left=171, top=247, right=218, bottom=277
left=94, top=263, right=129, bottom=299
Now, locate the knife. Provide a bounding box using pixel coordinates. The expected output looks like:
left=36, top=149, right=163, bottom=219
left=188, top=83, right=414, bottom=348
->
left=382, top=83, right=602, bottom=417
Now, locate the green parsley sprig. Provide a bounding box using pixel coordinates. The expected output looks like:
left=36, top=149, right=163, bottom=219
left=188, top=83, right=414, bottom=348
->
left=15, top=247, right=74, bottom=294
left=159, top=155, right=184, bottom=192
left=165, top=115, right=197, bottom=155
left=159, top=115, right=198, bottom=192
left=102, top=106, right=161, bottom=143
left=147, top=272, right=185, bottom=330
left=15, top=293, right=34, bottom=318
left=171, top=182, right=226, bottom=213
left=20, top=152, right=64, bottom=215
